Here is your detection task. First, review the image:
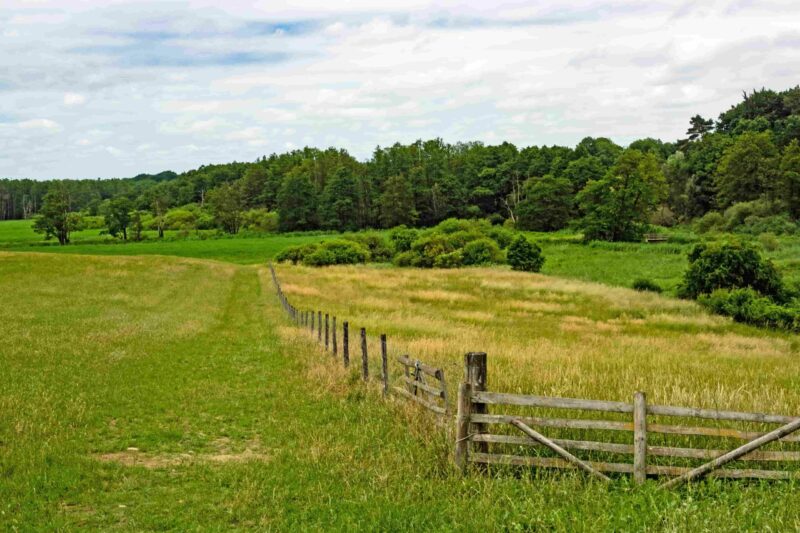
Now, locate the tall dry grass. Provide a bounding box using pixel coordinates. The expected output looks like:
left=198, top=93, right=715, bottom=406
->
left=275, top=264, right=800, bottom=416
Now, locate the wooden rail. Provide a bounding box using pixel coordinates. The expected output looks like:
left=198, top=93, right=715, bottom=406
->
left=268, top=264, right=800, bottom=488
left=456, top=352, right=800, bottom=485
left=268, top=263, right=450, bottom=419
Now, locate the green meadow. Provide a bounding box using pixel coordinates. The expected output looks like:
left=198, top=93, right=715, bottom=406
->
left=4, top=219, right=799, bottom=291
left=3, top=222, right=800, bottom=530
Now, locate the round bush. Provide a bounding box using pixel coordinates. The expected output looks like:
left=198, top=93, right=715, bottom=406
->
left=388, top=225, right=418, bottom=253
left=275, top=243, right=318, bottom=264
left=462, top=238, right=502, bottom=266
left=693, top=211, right=725, bottom=234
left=433, top=250, right=464, bottom=268
left=632, top=278, right=662, bottom=293
left=302, top=240, right=369, bottom=266
left=679, top=242, right=788, bottom=302
left=506, top=235, right=545, bottom=272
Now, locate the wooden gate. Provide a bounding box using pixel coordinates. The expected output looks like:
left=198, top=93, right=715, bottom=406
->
left=455, top=353, right=800, bottom=486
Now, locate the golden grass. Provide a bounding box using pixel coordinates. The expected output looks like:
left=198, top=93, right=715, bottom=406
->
left=275, top=264, right=800, bottom=416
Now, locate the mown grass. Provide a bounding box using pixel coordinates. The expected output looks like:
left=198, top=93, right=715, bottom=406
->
left=2, top=252, right=800, bottom=530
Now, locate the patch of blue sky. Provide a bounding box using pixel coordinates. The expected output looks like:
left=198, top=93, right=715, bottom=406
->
left=70, top=43, right=293, bottom=68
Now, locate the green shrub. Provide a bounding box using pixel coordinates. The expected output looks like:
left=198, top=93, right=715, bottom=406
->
left=649, top=206, right=676, bottom=227
left=407, top=234, right=457, bottom=268
left=303, top=240, right=369, bottom=266
left=507, top=235, right=544, bottom=272
left=700, top=288, right=799, bottom=332
left=81, top=215, right=106, bottom=230
left=433, top=250, right=464, bottom=268
left=388, top=225, right=418, bottom=253
left=434, top=218, right=475, bottom=234
left=462, top=238, right=502, bottom=266
left=632, top=278, right=662, bottom=293
left=393, top=251, right=416, bottom=267
left=241, top=209, right=279, bottom=233
left=164, top=204, right=215, bottom=231
left=741, top=215, right=797, bottom=236
left=723, top=200, right=773, bottom=231
left=487, top=226, right=514, bottom=249
left=693, top=211, right=725, bottom=233
left=678, top=242, right=788, bottom=302
left=758, top=232, right=780, bottom=251
left=275, top=243, right=319, bottom=264
left=344, top=232, right=393, bottom=262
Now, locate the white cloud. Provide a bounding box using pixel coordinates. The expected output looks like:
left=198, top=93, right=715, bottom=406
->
left=63, top=93, right=87, bottom=106
left=17, top=118, right=62, bottom=132
left=1, top=1, right=800, bottom=179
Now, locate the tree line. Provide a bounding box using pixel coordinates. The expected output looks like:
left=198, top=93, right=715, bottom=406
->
left=7, top=86, right=800, bottom=244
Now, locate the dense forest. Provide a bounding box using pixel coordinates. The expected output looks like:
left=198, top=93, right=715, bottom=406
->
left=3, top=87, right=799, bottom=242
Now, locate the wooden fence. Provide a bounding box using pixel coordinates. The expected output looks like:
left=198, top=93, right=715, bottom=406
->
left=454, top=352, right=800, bottom=487
left=270, top=263, right=450, bottom=419
left=270, top=264, right=800, bottom=487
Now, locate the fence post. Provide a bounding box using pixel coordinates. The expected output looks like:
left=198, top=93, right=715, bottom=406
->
left=465, top=352, right=488, bottom=456
left=633, top=391, right=647, bottom=485
left=332, top=317, right=338, bottom=357
left=343, top=322, right=350, bottom=368
left=325, top=314, right=330, bottom=351
left=455, top=382, right=472, bottom=473
left=317, top=311, right=322, bottom=342
left=380, top=334, right=388, bottom=396
left=360, top=328, right=369, bottom=381
left=311, top=310, right=314, bottom=333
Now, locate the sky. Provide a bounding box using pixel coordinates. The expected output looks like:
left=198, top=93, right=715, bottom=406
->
left=1, top=1, right=799, bottom=180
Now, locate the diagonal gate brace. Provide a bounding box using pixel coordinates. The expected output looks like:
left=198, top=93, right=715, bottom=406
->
left=661, top=416, right=800, bottom=489
left=510, top=419, right=611, bottom=482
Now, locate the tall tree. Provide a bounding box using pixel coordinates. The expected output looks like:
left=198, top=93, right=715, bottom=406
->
left=277, top=173, right=317, bottom=231
left=206, top=181, right=245, bottom=234
left=318, top=166, right=360, bottom=231
left=240, top=165, right=269, bottom=208
left=576, top=149, right=666, bottom=242
left=686, top=115, right=714, bottom=141
left=104, top=197, right=133, bottom=240
left=379, top=175, right=417, bottom=228
left=516, top=175, right=574, bottom=231
left=714, top=131, right=779, bottom=207
left=32, top=182, right=82, bottom=245
left=780, top=139, right=800, bottom=220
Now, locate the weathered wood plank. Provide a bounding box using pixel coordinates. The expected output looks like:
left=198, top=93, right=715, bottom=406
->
left=472, top=413, right=634, bottom=432
left=360, top=327, right=368, bottom=381
left=474, top=413, right=800, bottom=442
left=396, top=355, right=442, bottom=377
left=633, top=391, right=647, bottom=485
left=472, top=391, right=633, bottom=413
left=648, top=423, right=800, bottom=442
left=471, top=434, right=634, bottom=454
left=469, top=435, right=800, bottom=461
left=455, top=382, right=472, bottom=473
left=648, top=405, right=797, bottom=425
left=466, top=352, right=488, bottom=458
left=509, top=419, right=611, bottom=481
left=470, top=452, right=633, bottom=474
left=400, top=376, right=444, bottom=398
left=648, top=464, right=800, bottom=480
left=472, top=453, right=800, bottom=480
left=380, top=334, right=388, bottom=397
left=661, top=417, right=800, bottom=488
left=393, top=386, right=447, bottom=415
left=648, top=445, right=800, bottom=461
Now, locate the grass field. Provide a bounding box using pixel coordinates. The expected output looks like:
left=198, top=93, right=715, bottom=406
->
left=3, top=250, right=800, bottom=530
left=3, top=219, right=799, bottom=292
